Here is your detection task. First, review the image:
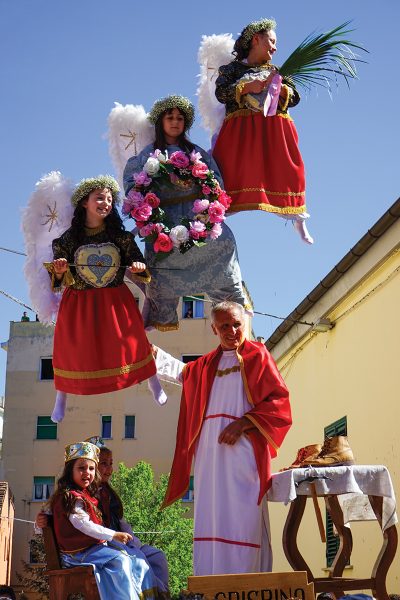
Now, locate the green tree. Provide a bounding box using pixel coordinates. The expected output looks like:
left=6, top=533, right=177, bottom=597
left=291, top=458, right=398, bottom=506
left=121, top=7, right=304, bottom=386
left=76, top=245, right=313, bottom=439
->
left=16, top=534, right=49, bottom=599
left=111, top=461, right=193, bottom=596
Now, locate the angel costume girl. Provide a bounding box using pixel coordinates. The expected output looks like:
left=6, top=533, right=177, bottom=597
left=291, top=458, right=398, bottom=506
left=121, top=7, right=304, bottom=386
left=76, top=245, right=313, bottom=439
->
left=123, top=96, right=249, bottom=331
left=45, top=176, right=157, bottom=420
left=212, top=18, right=312, bottom=243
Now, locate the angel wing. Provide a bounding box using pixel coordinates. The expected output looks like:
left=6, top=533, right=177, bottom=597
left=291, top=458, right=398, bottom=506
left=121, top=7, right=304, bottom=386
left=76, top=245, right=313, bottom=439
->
left=108, top=102, right=155, bottom=189
left=197, top=33, right=234, bottom=139
left=22, top=171, right=74, bottom=324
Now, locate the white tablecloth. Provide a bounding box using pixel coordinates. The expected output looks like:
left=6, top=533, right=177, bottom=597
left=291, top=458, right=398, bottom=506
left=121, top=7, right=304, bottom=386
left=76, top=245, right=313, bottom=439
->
left=268, top=465, right=397, bottom=531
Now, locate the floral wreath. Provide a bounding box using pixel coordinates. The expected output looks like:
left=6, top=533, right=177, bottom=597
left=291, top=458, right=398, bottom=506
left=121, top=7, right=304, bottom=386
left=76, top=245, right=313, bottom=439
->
left=238, top=18, right=277, bottom=49
left=71, top=175, right=120, bottom=207
left=122, top=148, right=232, bottom=259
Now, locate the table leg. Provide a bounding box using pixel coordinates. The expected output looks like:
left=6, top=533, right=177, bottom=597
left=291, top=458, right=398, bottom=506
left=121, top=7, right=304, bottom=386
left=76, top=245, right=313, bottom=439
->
left=325, top=495, right=353, bottom=577
left=368, top=495, right=398, bottom=600
left=282, top=495, right=314, bottom=581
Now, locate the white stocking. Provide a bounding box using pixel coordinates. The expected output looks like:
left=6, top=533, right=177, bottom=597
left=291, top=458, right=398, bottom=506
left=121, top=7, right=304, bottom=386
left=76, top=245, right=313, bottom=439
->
left=293, top=218, right=314, bottom=244
left=51, top=391, right=67, bottom=423
left=147, top=375, right=167, bottom=406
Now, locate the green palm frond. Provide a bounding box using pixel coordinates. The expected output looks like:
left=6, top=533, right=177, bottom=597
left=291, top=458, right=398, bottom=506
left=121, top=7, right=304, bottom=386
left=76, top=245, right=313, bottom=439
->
left=279, top=21, right=368, bottom=92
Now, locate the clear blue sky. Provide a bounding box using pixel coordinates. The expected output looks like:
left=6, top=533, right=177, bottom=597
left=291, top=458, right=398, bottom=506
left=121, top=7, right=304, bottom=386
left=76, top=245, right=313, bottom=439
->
left=1, top=0, right=399, bottom=394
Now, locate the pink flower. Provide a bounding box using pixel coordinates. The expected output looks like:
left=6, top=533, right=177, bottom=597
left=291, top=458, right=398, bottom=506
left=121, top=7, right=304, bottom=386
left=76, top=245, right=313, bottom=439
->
left=133, top=171, right=152, bottom=186
left=192, top=199, right=210, bottom=213
left=135, top=220, right=146, bottom=229
left=209, top=222, right=222, bottom=240
left=127, top=190, right=144, bottom=206
left=191, top=162, right=209, bottom=179
left=139, top=224, right=155, bottom=237
left=169, top=151, right=190, bottom=168
left=201, top=184, right=212, bottom=195
left=190, top=149, right=202, bottom=163
left=152, top=223, right=164, bottom=233
left=217, top=190, right=232, bottom=209
left=150, top=149, right=167, bottom=163
left=189, top=221, right=207, bottom=240
left=122, top=199, right=132, bottom=215
left=131, top=203, right=153, bottom=222
left=154, top=232, right=174, bottom=253
left=144, top=192, right=160, bottom=208
left=208, top=200, right=226, bottom=224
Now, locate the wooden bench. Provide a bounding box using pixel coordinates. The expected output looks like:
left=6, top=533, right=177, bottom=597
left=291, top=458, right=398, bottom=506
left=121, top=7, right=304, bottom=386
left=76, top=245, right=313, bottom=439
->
left=43, top=518, right=100, bottom=600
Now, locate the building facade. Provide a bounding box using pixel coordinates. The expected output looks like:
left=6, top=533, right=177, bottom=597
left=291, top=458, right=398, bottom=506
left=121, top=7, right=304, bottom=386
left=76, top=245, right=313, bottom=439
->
left=267, top=198, right=400, bottom=592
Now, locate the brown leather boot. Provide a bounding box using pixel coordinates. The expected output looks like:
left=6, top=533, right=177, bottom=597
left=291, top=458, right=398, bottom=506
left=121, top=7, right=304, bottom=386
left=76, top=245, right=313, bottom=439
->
left=280, top=443, right=322, bottom=470
left=307, top=435, right=355, bottom=467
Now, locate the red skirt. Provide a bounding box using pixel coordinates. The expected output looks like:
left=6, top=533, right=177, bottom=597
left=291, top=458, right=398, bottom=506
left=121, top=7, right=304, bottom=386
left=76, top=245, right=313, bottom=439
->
left=53, top=284, right=156, bottom=395
left=213, top=111, right=306, bottom=215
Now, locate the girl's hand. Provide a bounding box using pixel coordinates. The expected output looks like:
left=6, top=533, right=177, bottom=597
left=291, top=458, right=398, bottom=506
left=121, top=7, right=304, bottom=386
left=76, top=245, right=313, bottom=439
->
left=53, top=258, right=68, bottom=275
left=35, top=511, right=49, bottom=528
left=129, top=262, right=146, bottom=273
left=113, top=531, right=133, bottom=544
left=151, top=344, right=158, bottom=358
left=242, top=72, right=276, bottom=96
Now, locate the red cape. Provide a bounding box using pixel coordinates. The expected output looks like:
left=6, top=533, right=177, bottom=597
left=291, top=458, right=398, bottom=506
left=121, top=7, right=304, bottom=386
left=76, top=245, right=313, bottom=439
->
left=162, top=339, right=291, bottom=508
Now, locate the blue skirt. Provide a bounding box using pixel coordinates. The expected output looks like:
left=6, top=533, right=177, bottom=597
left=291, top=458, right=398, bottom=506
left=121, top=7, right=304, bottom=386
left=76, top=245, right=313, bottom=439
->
left=61, top=541, right=159, bottom=600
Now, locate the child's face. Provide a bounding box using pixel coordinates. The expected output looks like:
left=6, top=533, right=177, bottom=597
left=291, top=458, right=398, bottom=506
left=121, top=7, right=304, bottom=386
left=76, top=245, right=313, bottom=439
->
left=72, top=458, right=96, bottom=489
left=82, top=188, right=113, bottom=220
left=162, top=108, right=185, bottom=141
left=98, top=451, right=113, bottom=483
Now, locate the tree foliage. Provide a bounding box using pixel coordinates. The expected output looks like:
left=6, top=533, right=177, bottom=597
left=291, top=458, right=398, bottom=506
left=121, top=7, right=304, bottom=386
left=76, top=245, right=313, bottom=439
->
left=16, top=534, right=49, bottom=599
left=111, top=461, right=193, bottom=597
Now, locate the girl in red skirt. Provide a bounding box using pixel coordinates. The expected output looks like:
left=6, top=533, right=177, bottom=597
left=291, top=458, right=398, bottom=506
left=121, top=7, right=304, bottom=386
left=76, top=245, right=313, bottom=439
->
left=46, top=175, right=159, bottom=422
left=213, top=18, right=313, bottom=244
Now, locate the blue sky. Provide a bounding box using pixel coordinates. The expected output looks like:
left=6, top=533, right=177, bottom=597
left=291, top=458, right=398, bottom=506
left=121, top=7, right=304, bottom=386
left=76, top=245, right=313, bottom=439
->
left=1, top=0, right=399, bottom=394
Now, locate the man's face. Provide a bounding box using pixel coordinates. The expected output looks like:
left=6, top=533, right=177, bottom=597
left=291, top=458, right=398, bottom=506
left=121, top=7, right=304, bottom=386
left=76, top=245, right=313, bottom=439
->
left=211, top=308, right=246, bottom=350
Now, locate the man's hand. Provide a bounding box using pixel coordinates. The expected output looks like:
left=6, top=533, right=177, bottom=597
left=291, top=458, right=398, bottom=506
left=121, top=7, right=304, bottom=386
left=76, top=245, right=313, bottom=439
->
left=218, top=417, right=252, bottom=445
left=151, top=344, right=159, bottom=359
left=113, top=531, right=133, bottom=544
left=35, top=511, right=49, bottom=528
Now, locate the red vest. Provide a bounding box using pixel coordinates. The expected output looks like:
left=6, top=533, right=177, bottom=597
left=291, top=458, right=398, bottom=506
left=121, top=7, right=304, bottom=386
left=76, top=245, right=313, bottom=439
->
left=162, top=339, right=292, bottom=508
left=53, top=488, right=105, bottom=553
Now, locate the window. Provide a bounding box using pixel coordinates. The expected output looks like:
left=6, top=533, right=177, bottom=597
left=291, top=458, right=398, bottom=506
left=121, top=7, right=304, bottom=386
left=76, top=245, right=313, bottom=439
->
left=325, top=416, right=347, bottom=567
left=40, top=358, right=54, bottom=380
left=33, top=476, right=55, bottom=501
left=101, top=415, right=112, bottom=439
left=182, top=475, right=194, bottom=502
left=36, top=416, right=57, bottom=440
left=125, top=415, right=136, bottom=439
left=182, top=296, right=204, bottom=319
left=182, top=355, right=202, bottom=364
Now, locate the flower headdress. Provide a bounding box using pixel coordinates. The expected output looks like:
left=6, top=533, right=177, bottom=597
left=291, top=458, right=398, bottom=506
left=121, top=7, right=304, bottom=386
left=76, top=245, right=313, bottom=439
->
left=236, top=18, right=276, bottom=51
left=148, top=95, right=195, bottom=130
left=71, top=175, right=120, bottom=207
left=64, top=441, right=100, bottom=464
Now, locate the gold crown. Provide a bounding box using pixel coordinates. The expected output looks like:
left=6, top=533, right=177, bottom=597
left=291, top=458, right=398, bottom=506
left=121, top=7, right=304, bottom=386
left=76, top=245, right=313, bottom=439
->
left=64, top=441, right=100, bottom=464
left=84, top=436, right=106, bottom=449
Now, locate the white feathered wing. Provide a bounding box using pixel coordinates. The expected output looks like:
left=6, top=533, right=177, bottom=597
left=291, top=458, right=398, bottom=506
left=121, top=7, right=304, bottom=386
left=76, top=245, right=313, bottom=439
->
left=22, top=171, right=74, bottom=324
left=197, top=33, right=234, bottom=139
left=108, top=103, right=154, bottom=189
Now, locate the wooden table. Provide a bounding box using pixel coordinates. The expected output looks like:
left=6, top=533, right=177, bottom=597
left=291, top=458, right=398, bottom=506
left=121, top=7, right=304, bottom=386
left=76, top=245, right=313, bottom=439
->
left=268, top=466, right=398, bottom=600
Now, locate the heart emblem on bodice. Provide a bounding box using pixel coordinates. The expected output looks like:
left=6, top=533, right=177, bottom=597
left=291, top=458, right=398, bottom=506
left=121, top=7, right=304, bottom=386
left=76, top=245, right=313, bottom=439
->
left=74, top=243, right=121, bottom=288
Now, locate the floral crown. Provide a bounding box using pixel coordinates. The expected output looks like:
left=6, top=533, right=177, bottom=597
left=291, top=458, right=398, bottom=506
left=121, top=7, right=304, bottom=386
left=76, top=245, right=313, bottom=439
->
left=84, top=436, right=106, bottom=449
left=238, top=18, right=277, bottom=49
left=148, top=95, right=195, bottom=130
left=71, top=175, right=120, bottom=207
left=64, top=441, right=100, bottom=464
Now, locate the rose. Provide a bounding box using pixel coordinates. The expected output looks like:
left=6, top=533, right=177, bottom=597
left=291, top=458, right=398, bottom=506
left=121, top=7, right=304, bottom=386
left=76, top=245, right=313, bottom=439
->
left=217, top=190, right=232, bottom=209
left=154, top=232, right=173, bottom=253
left=190, top=149, right=202, bottom=164
left=127, top=190, right=144, bottom=206
left=209, top=222, right=222, bottom=240
left=144, top=192, right=160, bottom=208
left=208, top=200, right=226, bottom=224
left=133, top=171, right=152, bottom=186
left=169, top=151, right=190, bottom=169
left=201, top=184, right=212, bottom=196
left=189, top=221, right=207, bottom=240
left=122, top=199, right=133, bottom=216
left=192, top=199, right=210, bottom=213
left=150, top=149, right=167, bottom=163
left=143, top=157, right=160, bottom=176
left=169, top=225, right=190, bottom=248
left=131, top=203, right=153, bottom=221
left=191, top=162, right=209, bottom=179
left=139, top=224, right=156, bottom=237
